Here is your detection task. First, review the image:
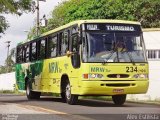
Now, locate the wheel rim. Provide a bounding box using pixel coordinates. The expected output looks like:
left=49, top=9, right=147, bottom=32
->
left=66, top=84, right=71, bottom=100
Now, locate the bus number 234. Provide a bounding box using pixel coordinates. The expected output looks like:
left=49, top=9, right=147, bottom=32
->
left=126, top=66, right=138, bottom=72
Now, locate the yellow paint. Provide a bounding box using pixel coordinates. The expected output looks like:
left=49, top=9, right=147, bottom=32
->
left=18, top=104, right=67, bottom=114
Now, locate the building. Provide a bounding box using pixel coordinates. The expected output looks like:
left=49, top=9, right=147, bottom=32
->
left=0, top=72, right=16, bottom=91
left=128, top=28, right=160, bottom=101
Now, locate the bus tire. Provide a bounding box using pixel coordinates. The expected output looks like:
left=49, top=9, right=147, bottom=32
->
left=65, top=82, right=78, bottom=105
left=61, top=92, right=66, bottom=102
left=112, top=94, right=126, bottom=105
left=26, top=81, right=41, bottom=100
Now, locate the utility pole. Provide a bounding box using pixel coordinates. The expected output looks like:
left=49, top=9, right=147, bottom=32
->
left=36, top=0, right=46, bottom=36
left=36, top=0, right=40, bottom=36
left=5, top=41, right=11, bottom=72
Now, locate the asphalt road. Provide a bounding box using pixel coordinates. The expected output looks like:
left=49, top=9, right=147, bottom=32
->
left=0, top=94, right=160, bottom=120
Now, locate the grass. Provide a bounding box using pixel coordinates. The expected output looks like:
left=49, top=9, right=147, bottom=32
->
left=0, top=90, right=15, bottom=94
left=0, top=90, right=25, bottom=95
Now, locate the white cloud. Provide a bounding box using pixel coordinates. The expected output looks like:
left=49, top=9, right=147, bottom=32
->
left=0, top=0, right=62, bottom=65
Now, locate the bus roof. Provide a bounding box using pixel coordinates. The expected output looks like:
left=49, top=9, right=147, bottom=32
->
left=42, top=19, right=141, bottom=37
left=18, top=19, right=141, bottom=45
left=143, top=28, right=160, bottom=32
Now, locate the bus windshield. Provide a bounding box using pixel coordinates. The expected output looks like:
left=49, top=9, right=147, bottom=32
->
left=82, top=32, right=146, bottom=63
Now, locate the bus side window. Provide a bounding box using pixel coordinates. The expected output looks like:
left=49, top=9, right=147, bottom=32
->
left=16, top=46, right=23, bottom=63
left=62, top=30, right=69, bottom=55
left=48, top=35, right=57, bottom=58
left=23, top=44, right=30, bottom=62
left=70, top=26, right=78, bottom=52
left=71, top=34, right=79, bottom=52
left=31, top=42, right=37, bottom=61
left=59, top=32, right=64, bottom=56
left=39, top=39, right=46, bottom=59
left=71, top=33, right=80, bottom=68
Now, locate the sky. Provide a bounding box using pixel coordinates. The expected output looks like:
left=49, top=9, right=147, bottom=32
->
left=0, top=0, right=62, bottom=65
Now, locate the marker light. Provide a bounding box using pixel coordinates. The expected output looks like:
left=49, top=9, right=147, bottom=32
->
left=83, top=74, right=89, bottom=79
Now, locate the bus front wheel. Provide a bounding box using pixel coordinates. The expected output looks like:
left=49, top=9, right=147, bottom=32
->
left=112, top=94, right=126, bottom=105
left=65, top=82, right=78, bottom=105
left=61, top=92, right=66, bottom=102
left=26, top=81, right=41, bottom=100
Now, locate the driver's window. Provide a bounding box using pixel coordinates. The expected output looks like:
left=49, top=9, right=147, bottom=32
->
left=71, top=34, right=78, bottom=52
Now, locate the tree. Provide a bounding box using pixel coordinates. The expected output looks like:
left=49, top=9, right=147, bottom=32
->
left=49, top=0, right=160, bottom=28
left=27, top=0, right=160, bottom=38
left=0, top=0, right=32, bottom=35
left=0, top=48, right=15, bottom=74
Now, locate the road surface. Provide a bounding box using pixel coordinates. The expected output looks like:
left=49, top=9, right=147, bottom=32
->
left=0, top=94, right=159, bottom=120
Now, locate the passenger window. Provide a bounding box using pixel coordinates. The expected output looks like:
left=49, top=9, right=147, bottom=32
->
left=23, top=45, right=30, bottom=62
left=39, top=39, right=46, bottom=59
left=59, top=32, right=63, bottom=55
left=31, top=42, right=37, bottom=61
left=61, top=31, right=69, bottom=55
left=48, top=35, right=57, bottom=58
left=72, top=26, right=78, bottom=34
left=17, top=46, right=23, bottom=63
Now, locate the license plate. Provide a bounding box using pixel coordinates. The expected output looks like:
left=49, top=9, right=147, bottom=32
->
left=113, top=89, right=124, bottom=93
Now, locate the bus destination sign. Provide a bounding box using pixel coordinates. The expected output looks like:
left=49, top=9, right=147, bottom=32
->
left=84, top=23, right=141, bottom=32
left=106, top=25, right=135, bottom=31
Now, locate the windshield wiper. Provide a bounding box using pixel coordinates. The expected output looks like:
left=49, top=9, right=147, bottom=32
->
left=125, top=51, right=135, bottom=65
left=102, top=50, right=115, bottom=64
left=104, top=51, right=117, bottom=64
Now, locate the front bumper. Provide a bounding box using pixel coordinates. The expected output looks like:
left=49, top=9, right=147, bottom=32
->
left=78, top=80, right=149, bottom=95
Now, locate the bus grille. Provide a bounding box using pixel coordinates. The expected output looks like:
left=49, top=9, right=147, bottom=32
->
left=101, top=83, right=135, bottom=87
left=107, top=74, right=129, bottom=78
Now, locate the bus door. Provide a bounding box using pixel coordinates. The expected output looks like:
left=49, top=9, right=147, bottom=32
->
left=70, top=34, right=80, bottom=68
left=70, top=26, right=80, bottom=69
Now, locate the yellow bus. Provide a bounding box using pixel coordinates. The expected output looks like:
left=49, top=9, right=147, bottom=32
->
left=16, top=20, right=149, bottom=105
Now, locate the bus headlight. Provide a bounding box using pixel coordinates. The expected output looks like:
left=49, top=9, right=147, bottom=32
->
left=82, top=74, right=104, bottom=79
left=89, top=74, right=104, bottom=79
left=133, top=74, right=148, bottom=79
